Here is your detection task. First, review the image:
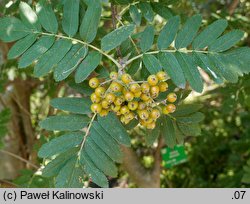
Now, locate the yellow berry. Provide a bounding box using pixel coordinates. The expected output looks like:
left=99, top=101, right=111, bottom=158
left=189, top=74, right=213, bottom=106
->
left=125, top=112, right=135, bottom=121
left=141, top=93, right=150, bottom=101
left=130, top=83, right=141, bottom=93
left=110, top=71, right=118, bottom=80
left=145, top=99, right=153, bottom=106
left=156, top=71, right=167, bottom=81
left=95, top=87, right=106, bottom=97
left=144, top=117, right=154, bottom=124
left=101, top=100, right=110, bottom=109
left=114, top=97, right=124, bottom=106
left=99, top=109, right=109, bottom=117
left=89, top=77, right=99, bottom=88
left=121, top=73, right=132, bottom=84
left=147, top=75, right=158, bottom=86
left=90, top=93, right=101, bottom=103
left=134, top=91, right=142, bottom=98
left=111, top=104, right=121, bottom=112
left=124, top=91, right=134, bottom=102
left=141, top=83, right=150, bottom=93
left=120, top=106, right=130, bottom=115
left=128, top=101, right=139, bottom=111
left=159, top=82, right=168, bottom=92
left=150, top=109, right=161, bottom=119
left=167, top=93, right=177, bottom=103
left=91, top=103, right=102, bottom=113
left=162, top=104, right=176, bottom=114
left=146, top=121, right=156, bottom=129
left=105, top=93, right=116, bottom=103
left=110, top=82, right=122, bottom=92
left=138, top=102, right=146, bottom=110
left=138, top=110, right=149, bottom=120
left=150, top=86, right=160, bottom=98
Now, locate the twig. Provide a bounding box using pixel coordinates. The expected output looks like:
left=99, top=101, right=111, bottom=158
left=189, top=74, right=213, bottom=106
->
left=0, top=149, right=39, bottom=169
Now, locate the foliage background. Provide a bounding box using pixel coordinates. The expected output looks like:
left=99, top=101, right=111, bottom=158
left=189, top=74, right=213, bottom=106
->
left=0, top=0, right=250, bottom=188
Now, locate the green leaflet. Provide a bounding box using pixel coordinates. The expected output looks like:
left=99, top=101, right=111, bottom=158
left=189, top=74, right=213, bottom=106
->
left=129, top=5, right=141, bottom=26
left=80, top=0, right=102, bottom=43
left=18, top=36, right=55, bottom=68
left=62, top=0, right=79, bottom=37
left=19, top=1, right=41, bottom=31
left=55, top=157, right=83, bottom=188
left=142, top=54, right=162, bottom=74
left=176, top=112, right=205, bottom=124
left=98, top=113, right=131, bottom=147
left=138, top=2, right=154, bottom=22
left=39, top=114, right=89, bottom=131
left=38, top=132, right=83, bottom=158
left=101, top=24, right=135, bottom=52
left=171, top=104, right=203, bottom=117
left=80, top=151, right=109, bottom=188
left=84, top=138, right=118, bottom=177
left=54, top=44, right=88, bottom=81
left=175, top=14, right=202, bottom=49
left=75, top=51, right=102, bottom=83
left=175, top=52, right=204, bottom=93
left=34, top=39, right=72, bottom=77
left=151, top=2, right=173, bottom=20
left=140, top=26, right=154, bottom=52
left=158, top=52, right=186, bottom=88
left=144, top=120, right=161, bottom=146
left=178, top=123, right=201, bottom=136
left=162, top=116, right=176, bottom=148
left=157, top=16, right=180, bottom=50
left=36, top=0, right=58, bottom=33
left=127, top=58, right=141, bottom=75
left=192, top=19, right=228, bottom=49
left=192, top=52, right=224, bottom=84
left=0, top=17, right=30, bottom=42
left=50, top=97, right=91, bottom=114
left=208, top=30, right=244, bottom=52
left=8, top=34, right=38, bottom=59
left=92, top=122, right=123, bottom=163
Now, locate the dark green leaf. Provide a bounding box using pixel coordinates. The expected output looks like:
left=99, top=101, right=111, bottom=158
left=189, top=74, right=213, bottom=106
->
left=192, top=19, right=228, bottom=49
left=36, top=0, right=58, bottom=33
left=171, top=104, right=203, bottom=117
left=75, top=51, right=102, bottom=83
left=208, top=30, right=244, bottom=52
left=158, top=52, right=186, bottom=88
left=175, top=14, right=202, bottom=49
left=8, top=34, right=38, bottom=59
left=162, top=116, right=176, bottom=148
left=18, top=36, right=55, bottom=68
left=0, top=17, right=29, bottom=42
left=129, top=5, right=141, bottom=26
left=34, top=39, right=72, bottom=77
left=178, top=123, right=201, bottom=136
left=176, top=112, right=205, bottom=124
left=38, top=132, right=83, bottom=158
left=151, top=2, right=173, bottom=19
left=157, top=16, right=180, bottom=50
left=138, top=2, right=154, bottom=22
left=175, top=52, right=203, bottom=93
left=101, top=24, right=135, bottom=52
left=80, top=0, right=102, bottom=43
left=54, top=44, right=88, bottom=81
left=145, top=120, right=161, bottom=146
left=39, top=114, right=89, bottom=131
left=140, top=26, right=154, bottom=52
left=50, top=97, right=91, bottom=114
left=62, top=0, right=79, bottom=37
left=142, top=54, right=162, bottom=74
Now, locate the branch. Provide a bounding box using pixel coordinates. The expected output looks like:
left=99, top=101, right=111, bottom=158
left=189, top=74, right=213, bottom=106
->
left=228, top=0, right=239, bottom=15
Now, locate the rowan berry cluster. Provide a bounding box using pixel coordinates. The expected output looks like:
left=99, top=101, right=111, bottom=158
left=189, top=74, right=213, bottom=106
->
left=89, top=71, right=177, bottom=129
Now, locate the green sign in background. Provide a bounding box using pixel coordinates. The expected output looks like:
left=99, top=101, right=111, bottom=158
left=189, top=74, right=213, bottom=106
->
left=161, top=145, right=188, bottom=168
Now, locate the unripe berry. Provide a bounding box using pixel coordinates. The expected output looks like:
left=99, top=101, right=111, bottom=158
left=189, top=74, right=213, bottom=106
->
left=125, top=112, right=135, bottom=121
left=110, top=71, right=118, bottom=80
left=146, top=121, right=156, bottom=129
left=147, top=75, right=158, bottom=86
left=101, top=100, right=110, bottom=109
left=90, top=93, right=101, bottom=103
left=110, top=82, right=122, bottom=92
left=138, top=110, right=149, bottom=120
left=105, top=93, right=116, bottom=103
left=124, top=91, right=134, bottom=102
left=134, top=91, right=142, bottom=98
left=150, top=86, right=160, bottom=98
left=111, top=104, right=121, bottom=112
left=141, top=93, right=150, bottom=101
left=91, top=103, right=102, bottom=113
left=141, top=83, right=150, bottom=93
left=144, top=117, right=154, bottom=124
left=167, top=93, right=177, bottom=103
left=95, top=87, right=106, bottom=97
left=138, top=102, right=146, bottom=110
left=121, top=73, right=132, bottom=84
left=120, top=106, right=130, bottom=115
left=128, top=101, right=139, bottom=111
left=162, top=104, right=176, bottom=114
left=130, top=83, right=141, bottom=93
left=156, top=71, right=167, bottom=81
left=89, top=77, right=99, bottom=88
left=99, top=109, right=109, bottom=117
left=150, top=109, right=161, bottom=119
left=114, top=97, right=124, bottom=106
left=159, top=82, right=168, bottom=92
